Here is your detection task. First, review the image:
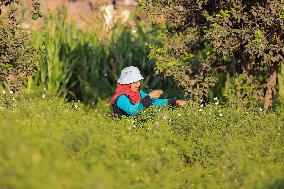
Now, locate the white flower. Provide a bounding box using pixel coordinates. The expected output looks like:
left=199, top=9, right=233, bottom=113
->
left=215, top=101, right=219, bottom=105
left=259, top=108, right=263, bottom=112
left=198, top=109, right=203, bottom=112
left=219, top=113, right=223, bottom=116
left=20, top=23, right=30, bottom=29
left=74, top=105, right=79, bottom=109
left=214, top=97, right=218, bottom=101
left=200, top=104, right=204, bottom=108
left=261, top=171, right=264, bottom=175
left=10, top=90, right=13, bottom=94
left=2, top=90, right=6, bottom=94
left=42, top=94, right=46, bottom=99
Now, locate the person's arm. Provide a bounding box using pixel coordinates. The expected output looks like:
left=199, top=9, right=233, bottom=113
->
left=152, top=98, right=177, bottom=107
left=140, top=90, right=177, bottom=107
left=116, top=95, right=152, bottom=116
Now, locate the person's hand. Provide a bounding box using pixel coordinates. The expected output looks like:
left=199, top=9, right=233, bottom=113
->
left=148, top=90, right=163, bottom=98
left=176, top=100, right=187, bottom=106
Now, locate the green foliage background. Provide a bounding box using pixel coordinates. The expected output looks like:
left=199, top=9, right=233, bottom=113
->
left=0, top=2, right=284, bottom=188
left=29, top=8, right=184, bottom=104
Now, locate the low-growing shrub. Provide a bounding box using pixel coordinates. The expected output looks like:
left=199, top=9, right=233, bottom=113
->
left=0, top=94, right=283, bottom=189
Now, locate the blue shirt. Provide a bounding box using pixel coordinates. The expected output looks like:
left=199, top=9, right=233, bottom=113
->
left=116, top=90, right=169, bottom=116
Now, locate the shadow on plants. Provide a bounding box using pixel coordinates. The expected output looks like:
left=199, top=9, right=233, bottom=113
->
left=263, top=178, right=284, bottom=189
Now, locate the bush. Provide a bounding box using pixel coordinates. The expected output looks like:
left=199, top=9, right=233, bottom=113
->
left=0, top=94, right=283, bottom=188
left=0, top=0, right=43, bottom=91
left=139, top=0, right=284, bottom=110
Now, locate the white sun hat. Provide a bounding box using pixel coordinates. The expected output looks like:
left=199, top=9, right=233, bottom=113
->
left=117, top=66, right=144, bottom=84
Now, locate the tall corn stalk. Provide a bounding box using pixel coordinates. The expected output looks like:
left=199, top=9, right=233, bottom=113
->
left=33, top=7, right=78, bottom=97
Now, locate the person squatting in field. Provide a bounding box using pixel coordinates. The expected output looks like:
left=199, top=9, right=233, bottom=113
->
left=110, top=66, right=187, bottom=118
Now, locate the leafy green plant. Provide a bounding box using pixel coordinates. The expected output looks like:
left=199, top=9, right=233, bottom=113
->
left=32, top=7, right=78, bottom=97
left=0, top=89, right=16, bottom=109
left=148, top=41, right=218, bottom=100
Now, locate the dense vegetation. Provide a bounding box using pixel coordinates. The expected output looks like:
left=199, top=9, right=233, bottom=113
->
left=0, top=0, right=43, bottom=91
left=0, top=92, right=284, bottom=189
left=30, top=8, right=183, bottom=103
left=139, top=0, right=284, bottom=110
left=1, top=0, right=283, bottom=109
left=0, top=1, right=284, bottom=188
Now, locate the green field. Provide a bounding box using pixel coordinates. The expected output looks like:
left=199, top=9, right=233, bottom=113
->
left=0, top=92, right=283, bottom=189
left=1, top=1, right=284, bottom=188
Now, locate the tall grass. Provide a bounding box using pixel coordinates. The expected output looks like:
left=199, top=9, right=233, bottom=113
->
left=31, top=7, right=183, bottom=104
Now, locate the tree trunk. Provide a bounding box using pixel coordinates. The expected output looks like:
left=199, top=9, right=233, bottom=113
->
left=232, top=59, right=241, bottom=98
left=263, top=65, right=277, bottom=111
left=242, top=62, right=249, bottom=78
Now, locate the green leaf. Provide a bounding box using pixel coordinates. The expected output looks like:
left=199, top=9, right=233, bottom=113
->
left=32, top=13, right=40, bottom=20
